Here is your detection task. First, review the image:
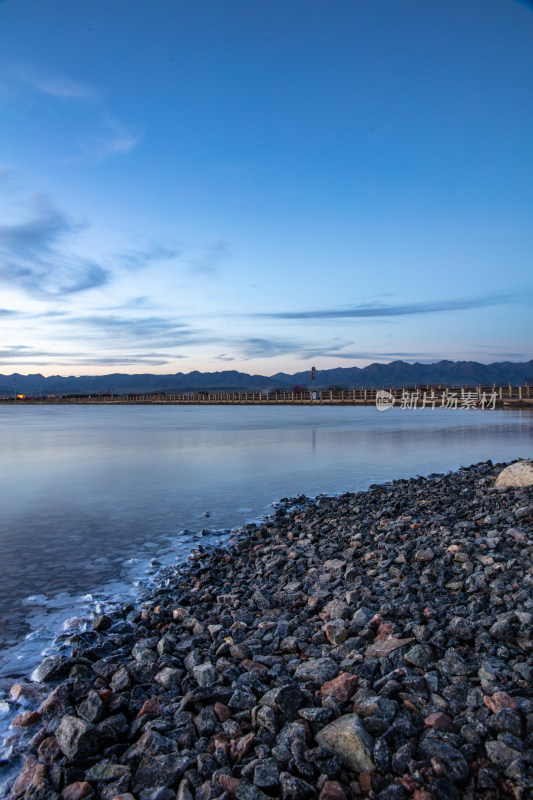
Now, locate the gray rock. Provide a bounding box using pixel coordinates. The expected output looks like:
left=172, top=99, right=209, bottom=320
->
left=315, top=713, right=375, bottom=772
left=279, top=772, right=316, bottom=800
left=55, top=715, right=99, bottom=760
left=134, top=755, right=192, bottom=792
left=419, top=739, right=468, bottom=782
left=77, top=690, right=105, bottom=724
left=34, top=656, right=74, bottom=683
left=254, top=759, right=279, bottom=790
left=259, top=685, right=302, bottom=718
left=294, top=658, right=339, bottom=684
left=192, top=663, right=217, bottom=688
left=403, top=644, right=433, bottom=668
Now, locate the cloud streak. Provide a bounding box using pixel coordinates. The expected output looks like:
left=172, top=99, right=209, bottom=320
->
left=253, top=290, right=532, bottom=320
left=12, top=66, right=100, bottom=101
left=0, top=194, right=109, bottom=296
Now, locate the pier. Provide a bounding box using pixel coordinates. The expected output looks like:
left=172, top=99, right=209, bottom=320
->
left=3, top=384, right=532, bottom=408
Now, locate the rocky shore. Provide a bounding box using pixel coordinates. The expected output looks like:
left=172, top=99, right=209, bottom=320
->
left=5, top=459, right=533, bottom=800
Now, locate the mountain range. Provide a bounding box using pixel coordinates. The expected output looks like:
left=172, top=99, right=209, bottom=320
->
left=1, top=359, right=532, bottom=396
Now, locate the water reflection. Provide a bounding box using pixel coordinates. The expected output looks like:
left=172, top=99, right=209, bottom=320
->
left=0, top=404, right=531, bottom=656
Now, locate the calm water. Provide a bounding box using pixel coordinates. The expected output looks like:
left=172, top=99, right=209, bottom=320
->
left=0, top=404, right=531, bottom=679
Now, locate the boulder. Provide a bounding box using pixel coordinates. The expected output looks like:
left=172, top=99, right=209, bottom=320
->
left=495, top=460, right=533, bottom=487
left=315, top=713, right=375, bottom=773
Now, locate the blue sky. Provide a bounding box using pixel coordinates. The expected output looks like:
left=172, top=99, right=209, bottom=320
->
left=0, top=0, right=532, bottom=377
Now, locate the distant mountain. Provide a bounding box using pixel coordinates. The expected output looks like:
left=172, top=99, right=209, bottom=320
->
left=1, top=359, right=532, bottom=397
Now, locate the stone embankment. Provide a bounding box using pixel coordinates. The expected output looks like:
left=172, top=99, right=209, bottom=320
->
left=6, top=460, right=533, bottom=800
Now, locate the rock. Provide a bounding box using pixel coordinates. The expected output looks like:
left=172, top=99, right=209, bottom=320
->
left=154, top=667, right=183, bottom=689
left=12, top=710, right=41, bottom=727
left=110, top=666, right=131, bottom=692
left=34, top=655, right=74, bottom=682
left=10, top=757, right=47, bottom=798
left=230, top=731, right=255, bottom=763
left=253, top=760, right=279, bottom=790
left=279, top=772, right=316, bottom=799
left=484, top=692, right=518, bottom=713
left=495, top=460, right=533, bottom=487
left=315, top=713, right=375, bottom=773
left=252, top=589, right=274, bottom=610
left=219, top=774, right=241, bottom=795
left=136, top=699, right=164, bottom=718
left=37, top=736, right=62, bottom=764
left=485, top=740, right=523, bottom=768
left=61, top=782, right=94, bottom=800
left=55, top=715, right=99, bottom=760
left=193, top=663, right=217, bottom=687
left=424, top=713, right=454, bottom=732
left=133, top=754, right=191, bottom=791
left=324, top=620, right=348, bottom=645
left=294, top=658, right=339, bottom=684
left=418, top=740, right=468, bottom=782
left=318, top=781, right=347, bottom=800
left=415, top=548, right=435, bottom=562
left=259, top=685, right=302, bottom=717
left=403, top=644, right=433, bottom=668
left=92, top=614, right=113, bottom=631
left=365, top=637, right=415, bottom=659
left=77, top=690, right=105, bottom=723
left=320, top=673, right=358, bottom=703
left=86, top=764, right=130, bottom=784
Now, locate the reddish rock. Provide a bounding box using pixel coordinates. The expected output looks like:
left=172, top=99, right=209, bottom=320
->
left=10, top=683, right=41, bottom=701
left=218, top=774, right=241, bottom=795
left=62, top=782, right=93, bottom=800
left=324, top=620, right=348, bottom=645
left=37, top=736, right=62, bottom=764
left=241, top=659, right=269, bottom=674
left=214, top=701, right=232, bottom=722
left=359, top=773, right=373, bottom=794
left=230, top=731, right=255, bottom=763
left=110, top=795, right=136, bottom=800
left=484, top=692, right=518, bottom=713
left=12, top=710, right=41, bottom=727
left=39, top=684, right=71, bottom=718
left=10, top=757, right=47, bottom=799
left=400, top=776, right=419, bottom=791
left=376, top=621, right=394, bottom=639
left=365, top=636, right=415, bottom=659
left=98, top=689, right=113, bottom=704
left=424, top=712, right=454, bottom=732
left=321, top=672, right=358, bottom=703
left=136, top=699, right=163, bottom=718
left=414, top=791, right=434, bottom=800
left=430, top=757, right=445, bottom=777
left=319, top=780, right=347, bottom=800
left=320, top=599, right=349, bottom=621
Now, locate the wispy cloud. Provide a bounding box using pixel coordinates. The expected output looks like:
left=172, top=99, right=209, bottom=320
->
left=12, top=66, right=100, bottom=101
left=187, top=240, right=230, bottom=277
left=71, top=116, right=141, bottom=163
left=0, top=194, right=109, bottom=296
left=119, top=244, right=180, bottom=272
left=253, top=290, right=532, bottom=320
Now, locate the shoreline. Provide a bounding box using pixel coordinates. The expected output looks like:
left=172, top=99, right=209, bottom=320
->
left=3, top=460, right=533, bottom=799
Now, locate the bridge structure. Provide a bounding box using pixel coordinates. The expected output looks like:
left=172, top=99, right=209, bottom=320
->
left=3, top=384, right=532, bottom=408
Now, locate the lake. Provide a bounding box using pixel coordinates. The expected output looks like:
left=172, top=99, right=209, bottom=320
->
left=0, top=403, right=531, bottom=679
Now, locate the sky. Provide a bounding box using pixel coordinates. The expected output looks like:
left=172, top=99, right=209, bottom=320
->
left=0, top=0, right=532, bottom=377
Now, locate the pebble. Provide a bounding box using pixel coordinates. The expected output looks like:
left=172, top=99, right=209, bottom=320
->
left=5, top=459, right=533, bottom=799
